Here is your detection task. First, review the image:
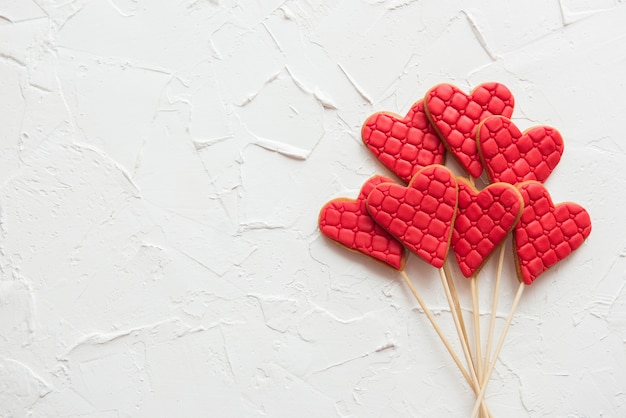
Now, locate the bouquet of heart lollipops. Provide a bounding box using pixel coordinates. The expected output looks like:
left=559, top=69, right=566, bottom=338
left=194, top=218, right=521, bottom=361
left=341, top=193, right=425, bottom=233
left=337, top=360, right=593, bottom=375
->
left=318, top=82, right=592, bottom=417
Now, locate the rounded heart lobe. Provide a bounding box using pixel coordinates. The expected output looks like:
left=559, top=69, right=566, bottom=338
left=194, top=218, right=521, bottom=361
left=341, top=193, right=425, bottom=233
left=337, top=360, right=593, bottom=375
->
left=514, top=182, right=591, bottom=284
left=425, top=82, right=514, bottom=178
left=362, top=100, right=445, bottom=183
left=319, top=175, right=406, bottom=270
left=366, top=165, right=458, bottom=268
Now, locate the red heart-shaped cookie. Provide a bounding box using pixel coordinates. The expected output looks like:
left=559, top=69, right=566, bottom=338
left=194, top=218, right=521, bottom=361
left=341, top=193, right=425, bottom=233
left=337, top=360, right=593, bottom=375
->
left=366, top=165, right=458, bottom=268
left=514, top=181, right=591, bottom=285
left=452, top=179, right=524, bottom=278
left=319, top=175, right=407, bottom=270
left=425, top=82, right=515, bottom=178
left=362, top=100, right=446, bottom=183
left=478, top=115, right=564, bottom=185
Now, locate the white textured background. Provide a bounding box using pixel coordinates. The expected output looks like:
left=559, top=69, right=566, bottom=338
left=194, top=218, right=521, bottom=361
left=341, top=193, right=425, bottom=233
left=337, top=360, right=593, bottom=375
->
left=2, top=1, right=626, bottom=417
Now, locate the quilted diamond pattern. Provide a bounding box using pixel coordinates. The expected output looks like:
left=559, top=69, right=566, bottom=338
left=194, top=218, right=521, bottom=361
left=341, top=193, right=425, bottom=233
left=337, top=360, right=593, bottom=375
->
left=478, top=115, right=564, bottom=185
left=366, top=165, right=458, bottom=268
left=319, top=175, right=407, bottom=270
left=425, top=82, right=514, bottom=178
left=452, top=179, right=523, bottom=278
left=362, top=100, right=446, bottom=183
left=514, top=181, right=591, bottom=285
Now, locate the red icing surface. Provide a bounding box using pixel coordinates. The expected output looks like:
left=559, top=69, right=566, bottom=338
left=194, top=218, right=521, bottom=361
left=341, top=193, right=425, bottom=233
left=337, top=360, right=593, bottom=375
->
left=366, top=165, right=458, bottom=269
left=514, top=181, right=591, bottom=285
left=362, top=100, right=446, bottom=183
left=319, top=175, right=406, bottom=270
left=478, top=115, right=564, bottom=185
left=425, top=82, right=514, bottom=178
left=452, top=179, right=523, bottom=278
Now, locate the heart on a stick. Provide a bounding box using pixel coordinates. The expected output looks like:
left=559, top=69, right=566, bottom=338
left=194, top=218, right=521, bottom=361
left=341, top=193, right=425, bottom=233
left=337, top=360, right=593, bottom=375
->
left=478, top=115, right=564, bottom=185
left=452, top=179, right=524, bottom=278
left=362, top=100, right=446, bottom=183
left=319, top=175, right=407, bottom=270
left=366, top=165, right=458, bottom=269
left=425, top=82, right=515, bottom=178
left=514, top=181, right=591, bottom=285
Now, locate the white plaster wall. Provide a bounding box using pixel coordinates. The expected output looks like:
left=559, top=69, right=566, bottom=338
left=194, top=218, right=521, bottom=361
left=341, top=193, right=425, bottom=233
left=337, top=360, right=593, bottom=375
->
left=1, top=1, right=625, bottom=416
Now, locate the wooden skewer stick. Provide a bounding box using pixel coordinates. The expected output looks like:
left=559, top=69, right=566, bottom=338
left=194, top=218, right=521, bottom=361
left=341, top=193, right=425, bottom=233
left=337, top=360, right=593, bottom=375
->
left=399, top=270, right=472, bottom=384
left=443, top=260, right=472, bottom=363
left=483, top=242, right=506, bottom=381
left=439, top=268, right=476, bottom=378
left=470, top=282, right=526, bottom=418
left=439, top=268, right=491, bottom=418
left=399, top=270, right=493, bottom=417
left=471, top=275, right=483, bottom=385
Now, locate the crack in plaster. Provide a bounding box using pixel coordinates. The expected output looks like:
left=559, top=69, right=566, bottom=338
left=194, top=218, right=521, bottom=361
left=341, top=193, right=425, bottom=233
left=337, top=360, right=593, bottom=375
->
left=460, top=10, right=499, bottom=61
